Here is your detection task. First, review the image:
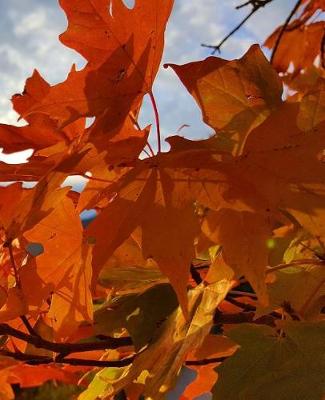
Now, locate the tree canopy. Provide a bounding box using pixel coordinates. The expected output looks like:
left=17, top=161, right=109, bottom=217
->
left=0, top=0, right=324, bottom=399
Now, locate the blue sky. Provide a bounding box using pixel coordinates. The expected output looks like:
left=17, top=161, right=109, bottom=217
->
left=0, top=0, right=292, bottom=162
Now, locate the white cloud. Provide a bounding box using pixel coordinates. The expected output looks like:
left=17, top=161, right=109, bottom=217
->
left=14, top=8, right=47, bottom=36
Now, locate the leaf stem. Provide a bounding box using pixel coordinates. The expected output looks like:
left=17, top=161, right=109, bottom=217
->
left=265, top=259, right=325, bottom=274
left=149, top=90, right=162, bottom=153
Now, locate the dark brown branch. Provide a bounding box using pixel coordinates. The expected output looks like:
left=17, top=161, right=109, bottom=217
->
left=19, top=316, right=40, bottom=338
left=0, top=341, right=229, bottom=369
left=0, top=323, right=132, bottom=354
left=0, top=349, right=134, bottom=368
left=202, top=0, right=274, bottom=54
left=225, top=295, right=256, bottom=312
left=270, top=0, right=304, bottom=64
left=190, top=264, right=203, bottom=285
left=236, top=0, right=273, bottom=10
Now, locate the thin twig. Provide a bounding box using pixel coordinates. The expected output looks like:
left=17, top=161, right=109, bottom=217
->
left=225, top=295, right=256, bottom=312
left=202, top=0, right=274, bottom=54
left=236, top=0, right=273, bottom=10
left=270, top=0, right=304, bottom=64
left=265, top=259, right=325, bottom=274
left=228, top=290, right=257, bottom=298
left=202, top=10, right=255, bottom=54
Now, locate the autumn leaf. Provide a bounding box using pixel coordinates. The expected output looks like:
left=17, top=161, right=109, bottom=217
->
left=202, top=209, right=272, bottom=306
left=94, top=283, right=178, bottom=350
left=86, top=163, right=201, bottom=315
left=81, top=279, right=232, bottom=399
left=258, top=264, right=325, bottom=319
left=297, top=78, right=325, bottom=131
left=25, top=197, right=93, bottom=339
left=22, top=0, right=174, bottom=129
left=166, top=45, right=282, bottom=154
left=0, top=0, right=325, bottom=398
left=265, top=21, right=325, bottom=73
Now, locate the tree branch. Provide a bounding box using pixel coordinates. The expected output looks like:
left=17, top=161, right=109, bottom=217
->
left=202, top=0, right=275, bottom=54
left=0, top=349, right=134, bottom=368
left=190, top=264, right=203, bottom=285
left=0, top=323, right=132, bottom=354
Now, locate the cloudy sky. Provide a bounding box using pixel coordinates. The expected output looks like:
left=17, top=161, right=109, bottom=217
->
left=0, top=0, right=293, bottom=162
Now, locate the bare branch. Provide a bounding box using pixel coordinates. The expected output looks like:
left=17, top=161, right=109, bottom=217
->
left=190, top=264, right=203, bottom=285
left=202, top=0, right=275, bottom=54
left=0, top=349, right=135, bottom=368
left=0, top=323, right=132, bottom=354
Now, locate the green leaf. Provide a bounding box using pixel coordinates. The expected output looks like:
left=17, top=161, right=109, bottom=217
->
left=94, top=283, right=178, bottom=350
left=213, top=321, right=325, bottom=400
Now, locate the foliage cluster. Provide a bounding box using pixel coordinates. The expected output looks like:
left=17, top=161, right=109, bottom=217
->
left=0, top=0, right=324, bottom=399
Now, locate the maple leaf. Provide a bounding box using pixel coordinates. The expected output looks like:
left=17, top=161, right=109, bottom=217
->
left=24, top=197, right=93, bottom=339
left=0, top=70, right=85, bottom=154
left=94, top=283, right=178, bottom=350
left=213, top=321, right=325, bottom=400
left=297, top=78, right=325, bottom=131
left=1, top=0, right=325, bottom=398
left=264, top=21, right=325, bottom=73
left=202, top=209, right=272, bottom=306
left=283, top=66, right=325, bottom=99
left=21, top=0, right=173, bottom=130
left=86, top=162, right=201, bottom=315
left=299, top=0, right=325, bottom=20
left=182, top=334, right=238, bottom=399
left=166, top=45, right=282, bottom=154
left=258, top=263, right=325, bottom=319
left=80, top=280, right=232, bottom=399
